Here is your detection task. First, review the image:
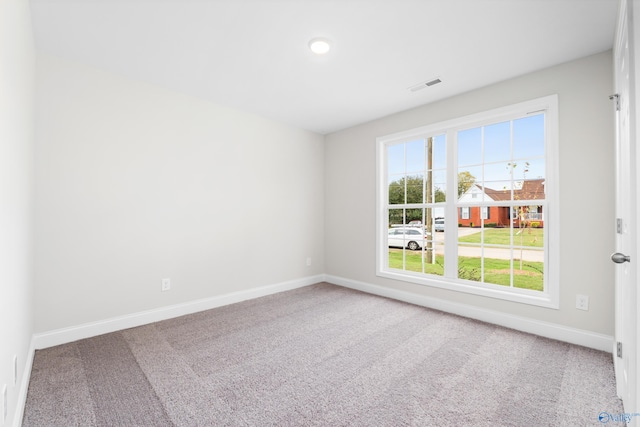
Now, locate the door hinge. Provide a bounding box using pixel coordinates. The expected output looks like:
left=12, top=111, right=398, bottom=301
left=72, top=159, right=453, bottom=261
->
left=610, top=93, right=620, bottom=111
left=617, top=341, right=623, bottom=358
left=617, top=218, right=623, bottom=234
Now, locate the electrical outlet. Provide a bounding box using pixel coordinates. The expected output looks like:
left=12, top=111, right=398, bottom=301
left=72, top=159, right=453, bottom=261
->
left=306, top=257, right=312, bottom=266
left=576, top=294, right=589, bottom=311
left=161, top=278, right=171, bottom=292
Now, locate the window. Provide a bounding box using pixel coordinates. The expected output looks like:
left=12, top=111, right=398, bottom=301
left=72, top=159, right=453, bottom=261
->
left=377, top=96, right=558, bottom=308
left=481, top=206, right=490, bottom=220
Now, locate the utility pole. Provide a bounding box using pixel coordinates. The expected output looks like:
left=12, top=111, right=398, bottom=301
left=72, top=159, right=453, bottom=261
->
left=425, top=137, right=434, bottom=264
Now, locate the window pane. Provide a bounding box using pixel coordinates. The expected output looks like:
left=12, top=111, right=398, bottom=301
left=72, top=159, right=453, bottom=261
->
left=424, top=206, right=444, bottom=276
left=483, top=180, right=511, bottom=202
left=508, top=161, right=532, bottom=182
left=512, top=213, right=544, bottom=248
left=387, top=207, right=445, bottom=276
left=458, top=127, right=482, bottom=167
left=486, top=206, right=511, bottom=228
left=406, top=139, right=425, bottom=174
left=513, top=259, right=544, bottom=291
left=432, top=170, right=447, bottom=203
left=513, top=114, right=544, bottom=159
left=458, top=245, right=482, bottom=283
left=458, top=167, right=480, bottom=198
left=388, top=143, right=405, bottom=175
left=405, top=208, right=423, bottom=225
left=483, top=255, right=512, bottom=287
left=512, top=245, right=544, bottom=291
left=484, top=121, right=511, bottom=163
left=388, top=174, right=405, bottom=205
left=523, top=158, right=545, bottom=180
left=512, top=207, right=544, bottom=291
left=388, top=209, right=407, bottom=271
left=388, top=208, right=404, bottom=228
left=431, top=134, right=447, bottom=170
left=483, top=162, right=512, bottom=186
left=508, top=161, right=543, bottom=200
left=521, top=177, right=545, bottom=202
left=406, top=175, right=424, bottom=204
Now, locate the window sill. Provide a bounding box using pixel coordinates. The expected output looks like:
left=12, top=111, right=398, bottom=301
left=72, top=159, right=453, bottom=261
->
left=377, top=269, right=559, bottom=309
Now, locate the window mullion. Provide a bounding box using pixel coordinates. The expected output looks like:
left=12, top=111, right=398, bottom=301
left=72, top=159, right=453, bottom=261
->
left=445, top=129, right=458, bottom=279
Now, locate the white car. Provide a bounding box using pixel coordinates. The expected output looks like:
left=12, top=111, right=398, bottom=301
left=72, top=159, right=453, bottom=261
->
left=388, top=227, right=427, bottom=250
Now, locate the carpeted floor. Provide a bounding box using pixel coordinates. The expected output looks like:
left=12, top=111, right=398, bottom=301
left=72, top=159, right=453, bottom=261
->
left=23, top=283, right=624, bottom=426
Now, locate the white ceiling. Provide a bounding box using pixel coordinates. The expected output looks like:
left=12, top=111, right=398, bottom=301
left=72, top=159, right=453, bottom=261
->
left=30, top=0, right=618, bottom=135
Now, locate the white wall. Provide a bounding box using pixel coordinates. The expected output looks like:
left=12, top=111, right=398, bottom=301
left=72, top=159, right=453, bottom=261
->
left=325, top=51, right=615, bottom=336
left=34, top=53, right=325, bottom=333
left=0, top=0, right=35, bottom=425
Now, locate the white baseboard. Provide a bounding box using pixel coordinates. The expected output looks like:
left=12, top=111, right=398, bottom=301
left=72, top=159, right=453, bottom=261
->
left=23, top=272, right=613, bottom=423
left=326, top=275, right=614, bottom=353
left=33, top=275, right=325, bottom=350
left=13, top=337, right=35, bottom=427
left=19, top=273, right=613, bottom=426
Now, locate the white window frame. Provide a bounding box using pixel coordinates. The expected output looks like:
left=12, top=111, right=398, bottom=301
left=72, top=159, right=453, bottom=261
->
left=376, top=95, right=559, bottom=308
left=461, top=207, right=470, bottom=219
left=481, top=206, right=490, bottom=220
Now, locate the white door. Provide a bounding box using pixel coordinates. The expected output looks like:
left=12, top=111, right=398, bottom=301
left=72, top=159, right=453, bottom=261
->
left=613, top=0, right=637, bottom=411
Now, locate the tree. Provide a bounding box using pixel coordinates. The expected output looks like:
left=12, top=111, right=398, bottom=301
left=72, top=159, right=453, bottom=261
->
left=388, top=176, right=424, bottom=225
left=508, top=161, right=533, bottom=271
left=388, top=176, right=423, bottom=205
left=457, top=171, right=476, bottom=196
left=388, top=177, right=447, bottom=204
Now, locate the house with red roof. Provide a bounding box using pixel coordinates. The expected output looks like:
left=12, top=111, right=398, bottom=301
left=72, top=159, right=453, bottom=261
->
left=458, top=179, right=545, bottom=228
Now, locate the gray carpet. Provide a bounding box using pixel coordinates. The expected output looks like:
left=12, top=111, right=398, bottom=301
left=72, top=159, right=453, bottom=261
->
left=23, top=283, right=624, bottom=426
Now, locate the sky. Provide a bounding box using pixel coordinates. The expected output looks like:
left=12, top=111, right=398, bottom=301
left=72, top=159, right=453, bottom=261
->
left=387, top=112, right=545, bottom=199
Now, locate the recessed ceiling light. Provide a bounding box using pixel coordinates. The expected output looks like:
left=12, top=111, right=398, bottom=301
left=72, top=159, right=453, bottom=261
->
left=309, top=37, right=331, bottom=55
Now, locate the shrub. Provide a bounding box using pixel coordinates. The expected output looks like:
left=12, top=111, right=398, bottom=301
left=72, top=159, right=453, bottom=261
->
left=458, top=265, right=481, bottom=281
left=530, top=221, right=541, bottom=228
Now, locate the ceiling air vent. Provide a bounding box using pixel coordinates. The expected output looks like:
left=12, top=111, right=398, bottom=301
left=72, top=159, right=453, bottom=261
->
left=408, top=77, right=442, bottom=92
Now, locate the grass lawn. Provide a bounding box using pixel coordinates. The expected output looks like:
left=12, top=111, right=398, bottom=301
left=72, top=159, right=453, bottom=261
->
left=388, top=251, right=445, bottom=276
left=457, top=227, right=544, bottom=248
left=388, top=249, right=543, bottom=291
